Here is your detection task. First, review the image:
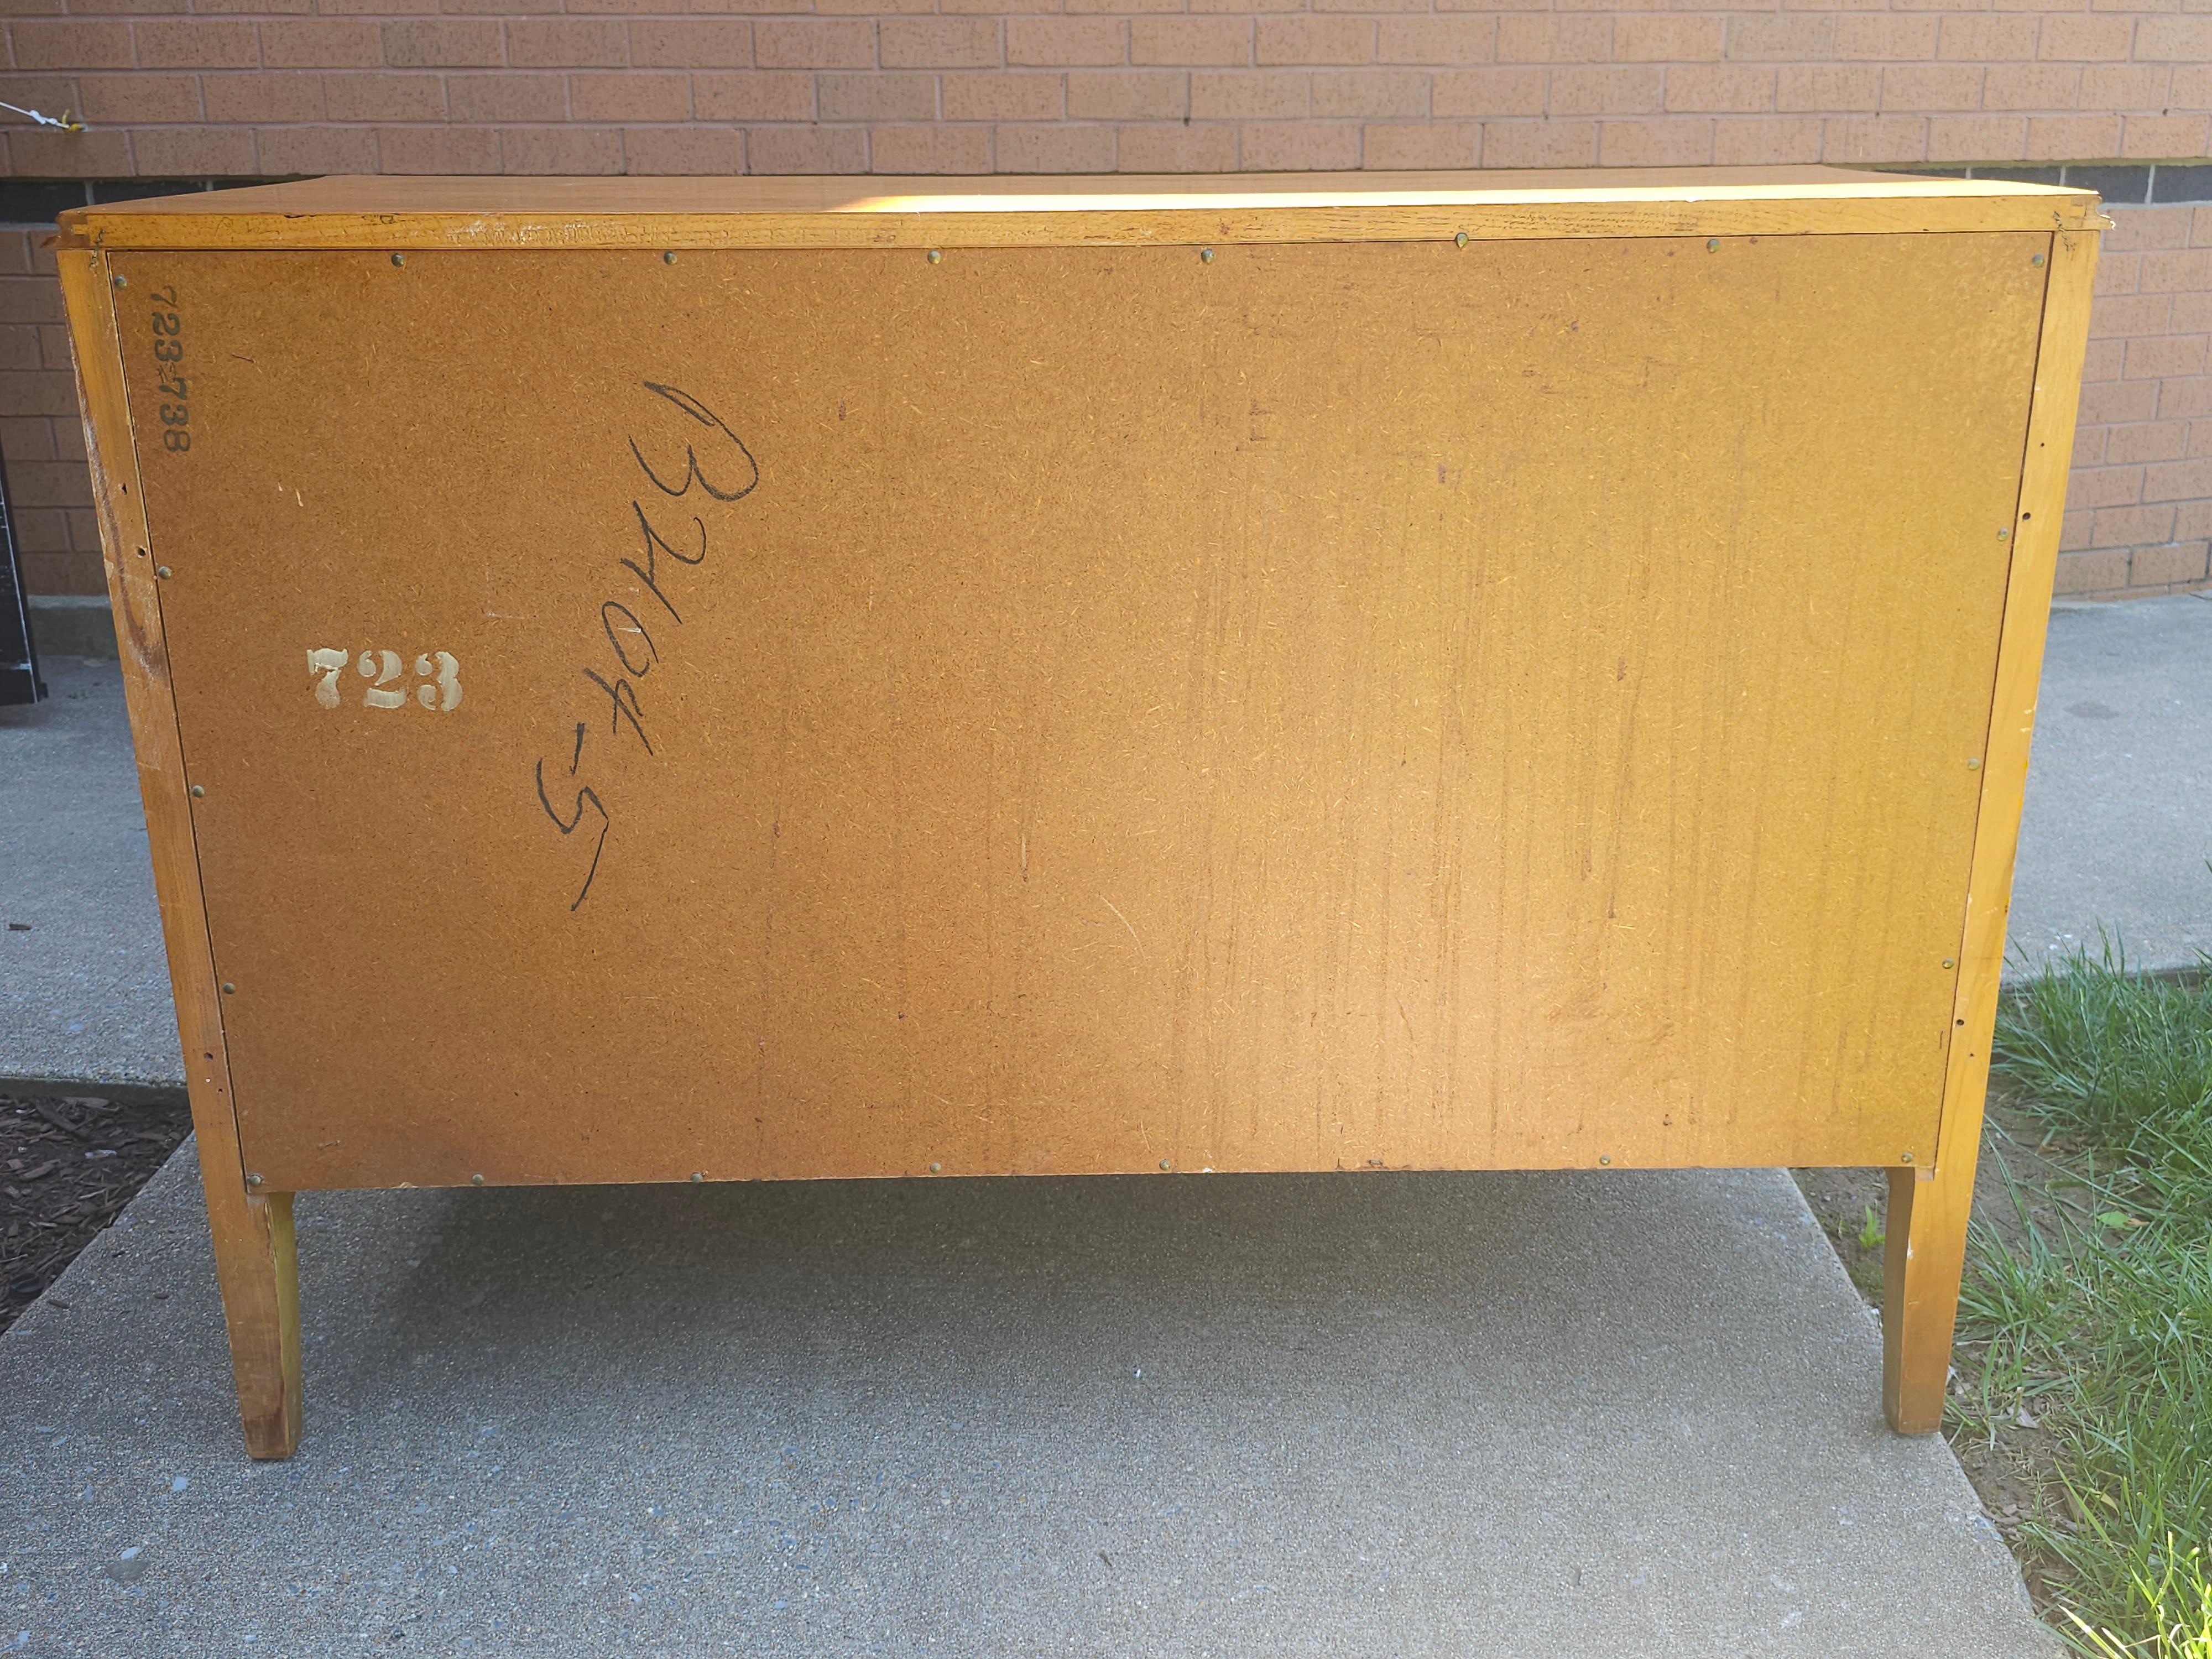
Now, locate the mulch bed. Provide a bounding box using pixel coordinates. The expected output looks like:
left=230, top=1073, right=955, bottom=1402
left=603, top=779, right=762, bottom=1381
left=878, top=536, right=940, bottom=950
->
left=1, top=1089, right=192, bottom=1336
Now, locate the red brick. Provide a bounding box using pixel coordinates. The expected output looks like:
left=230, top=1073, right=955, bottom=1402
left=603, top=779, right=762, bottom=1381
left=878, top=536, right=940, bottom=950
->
left=0, top=416, right=53, bottom=458
left=2040, top=15, right=2133, bottom=61
left=0, top=326, right=39, bottom=374
left=747, top=125, right=867, bottom=172
left=1432, top=68, right=1543, bottom=119
left=1312, top=70, right=1427, bottom=119
left=2101, top=210, right=2191, bottom=256
left=942, top=72, right=1064, bottom=122
left=564, top=71, right=685, bottom=121
left=501, top=126, right=623, bottom=173
left=993, top=122, right=1117, bottom=170
left=9, top=22, right=133, bottom=69
left=2140, top=251, right=2212, bottom=295
left=202, top=70, right=324, bottom=122
left=2090, top=504, right=2177, bottom=547
left=1191, top=71, right=1307, bottom=119
left=2083, top=340, right=2127, bottom=382
left=130, top=127, right=255, bottom=173
left=505, top=20, right=628, bottom=69
left=1666, top=66, right=1774, bottom=114
left=2095, top=252, right=2141, bottom=299
left=0, top=370, right=78, bottom=418
left=1822, top=117, right=1928, bottom=164
left=629, top=22, right=753, bottom=69
left=1714, top=117, right=1822, bottom=164
left=1778, top=67, right=1879, bottom=114
left=2071, top=423, right=2107, bottom=466
left=1377, top=18, right=1494, bottom=66
left=1495, top=18, right=1609, bottom=65
left=325, top=74, right=447, bottom=123
left=2135, top=17, right=2212, bottom=62
left=1070, top=0, right=1183, bottom=15
left=1614, top=17, right=1721, bottom=63
left=2129, top=541, right=2210, bottom=587
left=1067, top=70, right=1185, bottom=119
left=1937, top=17, right=2037, bottom=60
left=881, top=19, right=1000, bottom=68
left=1834, top=17, right=1939, bottom=61
left=754, top=22, right=875, bottom=70
left=76, top=74, right=201, bottom=123
left=2025, top=115, right=2121, bottom=160
left=1363, top=119, right=1477, bottom=168
left=0, top=285, right=57, bottom=327
left=8, top=460, right=96, bottom=509
left=5, top=128, right=132, bottom=178
left=1600, top=118, right=1713, bottom=165
left=2052, top=550, right=2128, bottom=592
left=2068, top=465, right=2144, bottom=508
left=2122, top=116, right=2211, bottom=160
left=1552, top=67, right=1663, bottom=117
left=1880, top=65, right=1982, bottom=113
left=2081, top=66, right=2171, bottom=112
left=440, top=74, right=557, bottom=123
left=256, top=124, right=378, bottom=175
left=2142, top=458, right=2212, bottom=503
left=2089, top=295, right=2176, bottom=338
left=34, top=324, right=69, bottom=371
left=2162, top=378, right=2212, bottom=420
left=1723, top=17, right=1833, bottom=62
left=869, top=122, right=991, bottom=169
left=1007, top=19, right=1127, bottom=67
left=2124, top=335, right=2209, bottom=380
left=1130, top=19, right=1251, bottom=67
left=2195, top=207, right=2212, bottom=249
left=380, top=20, right=503, bottom=69
left=817, top=71, right=937, bottom=121
left=1114, top=121, right=1236, bottom=170
left=1256, top=17, right=1374, bottom=66
left=693, top=71, right=813, bottom=122
left=377, top=124, right=499, bottom=173
left=2080, top=379, right=2161, bottom=426
left=1480, top=119, right=1596, bottom=168
left=1931, top=117, right=2025, bottom=159
left=1982, top=66, right=2080, bottom=112
left=259, top=21, right=380, bottom=69
left=622, top=127, right=747, bottom=174
left=1239, top=118, right=1358, bottom=170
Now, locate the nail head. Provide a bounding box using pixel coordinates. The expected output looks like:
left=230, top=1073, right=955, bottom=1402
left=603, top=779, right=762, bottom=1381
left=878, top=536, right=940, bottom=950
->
left=1599, top=1154, right=1612, bottom=1165
left=1160, top=1159, right=1172, bottom=1170
left=1966, top=758, right=1981, bottom=770
left=112, top=275, right=127, bottom=289
left=471, top=1173, right=485, bottom=1186
left=1454, top=231, right=1468, bottom=248
left=390, top=253, right=405, bottom=267
left=155, top=566, right=173, bottom=580
left=190, top=784, right=205, bottom=797
left=1901, top=1151, right=1914, bottom=1164
left=245, top=1172, right=263, bottom=1187
left=926, top=249, right=941, bottom=264
left=1943, top=958, right=1957, bottom=969
left=1707, top=239, right=1720, bottom=252
left=221, top=982, right=236, bottom=994
left=690, top=1170, right=704, bottom=1182
left=928, top=1161, right=942, bottom=1173
left=662, top=251, right=677, bottom=264
left=2031, top=254, right=2046, bottom=267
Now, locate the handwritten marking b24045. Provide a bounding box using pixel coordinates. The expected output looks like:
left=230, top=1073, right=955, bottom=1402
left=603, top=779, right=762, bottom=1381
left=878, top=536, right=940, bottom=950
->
left=533, top=382, right=759, bottom=912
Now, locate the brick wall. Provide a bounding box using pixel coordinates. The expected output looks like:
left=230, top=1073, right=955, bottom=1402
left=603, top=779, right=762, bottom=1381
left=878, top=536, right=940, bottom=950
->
left=3, top=2, right=2210, bottom=599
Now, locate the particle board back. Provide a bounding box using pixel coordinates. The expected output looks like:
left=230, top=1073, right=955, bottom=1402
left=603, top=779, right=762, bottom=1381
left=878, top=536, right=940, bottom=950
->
left=111, top=229, right=2047, bottom=1190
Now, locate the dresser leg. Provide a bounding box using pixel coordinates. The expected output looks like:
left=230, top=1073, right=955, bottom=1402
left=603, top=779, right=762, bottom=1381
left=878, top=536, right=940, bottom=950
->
left=1881, top=1155, right=1976, bottom=1436
left=201, top=1163, right=303, bottom=1460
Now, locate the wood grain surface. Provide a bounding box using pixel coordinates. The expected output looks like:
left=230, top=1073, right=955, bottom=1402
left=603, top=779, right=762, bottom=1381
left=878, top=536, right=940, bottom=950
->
left=57, top=168, right=2101, bottom=252
left=111, top=229, right=2049, bottom=1190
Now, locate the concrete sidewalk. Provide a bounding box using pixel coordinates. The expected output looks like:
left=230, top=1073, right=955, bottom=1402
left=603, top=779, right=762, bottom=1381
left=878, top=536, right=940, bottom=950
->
left=7, top=592, right=2209, bottom=1657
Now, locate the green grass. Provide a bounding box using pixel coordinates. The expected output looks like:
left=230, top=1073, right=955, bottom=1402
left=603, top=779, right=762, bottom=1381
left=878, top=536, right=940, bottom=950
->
left=1966, top=940, right=2212, bottom=1658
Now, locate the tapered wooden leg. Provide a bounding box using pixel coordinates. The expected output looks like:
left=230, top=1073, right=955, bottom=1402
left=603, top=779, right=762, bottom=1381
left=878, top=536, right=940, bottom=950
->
left=200, top=1165, right=303, bottom=1459
left=1882, top=1148, right=1979, bottom=1435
